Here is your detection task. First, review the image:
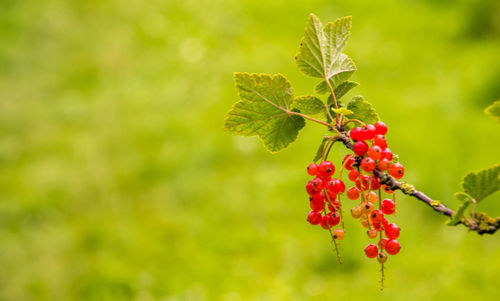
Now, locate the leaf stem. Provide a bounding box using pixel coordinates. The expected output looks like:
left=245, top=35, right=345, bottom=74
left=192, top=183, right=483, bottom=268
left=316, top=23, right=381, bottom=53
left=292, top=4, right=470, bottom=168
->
left=343, top=118, right=366, bottom=127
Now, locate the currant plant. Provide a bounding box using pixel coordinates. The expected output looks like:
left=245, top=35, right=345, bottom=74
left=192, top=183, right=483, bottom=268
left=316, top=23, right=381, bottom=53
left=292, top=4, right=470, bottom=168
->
left=224, top=14, right=500, bottom=288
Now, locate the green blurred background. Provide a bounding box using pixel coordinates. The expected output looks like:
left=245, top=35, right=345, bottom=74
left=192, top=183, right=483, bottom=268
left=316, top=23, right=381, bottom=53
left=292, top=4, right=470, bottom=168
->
left=1, top=0, right=500, bottom=300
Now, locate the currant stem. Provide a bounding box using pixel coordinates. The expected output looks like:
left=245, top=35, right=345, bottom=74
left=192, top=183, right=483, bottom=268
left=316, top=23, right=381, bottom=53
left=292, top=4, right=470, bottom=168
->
left=343, top=118, right=366, bottom=127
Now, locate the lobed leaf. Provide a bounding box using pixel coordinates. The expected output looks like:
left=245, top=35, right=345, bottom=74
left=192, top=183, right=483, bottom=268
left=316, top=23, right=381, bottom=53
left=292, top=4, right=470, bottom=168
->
left=331, top=81, right=359, bottom=102
left=296, top=14, right=356, bottom=92
left=344, top=96, right=380, bottom=129
left=462, top=164, right=500, bottom=202
left=224, top=72, right=305, bottom=153
left=485, top=100, right=500, bottom=123
left=292, top=96, right=327, bottom=119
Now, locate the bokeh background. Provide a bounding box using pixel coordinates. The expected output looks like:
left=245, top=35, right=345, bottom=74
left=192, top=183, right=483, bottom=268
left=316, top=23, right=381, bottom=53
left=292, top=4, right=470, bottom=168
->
left=1, top=0, right=500, bottom=300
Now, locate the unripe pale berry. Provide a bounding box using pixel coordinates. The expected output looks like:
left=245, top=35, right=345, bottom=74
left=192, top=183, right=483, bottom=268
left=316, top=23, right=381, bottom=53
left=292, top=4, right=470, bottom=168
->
left=367, top=228, right=378, bottom=239
left=333, top=228, right=345, bottom=240
left=351, top=206, right=362, bottom=218
left=377, top=252, right=388, bottom=263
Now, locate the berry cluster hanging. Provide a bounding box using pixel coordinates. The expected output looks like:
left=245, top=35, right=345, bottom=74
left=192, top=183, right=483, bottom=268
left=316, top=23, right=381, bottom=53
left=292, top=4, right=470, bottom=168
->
left=305, top=122, right=403, bottom=284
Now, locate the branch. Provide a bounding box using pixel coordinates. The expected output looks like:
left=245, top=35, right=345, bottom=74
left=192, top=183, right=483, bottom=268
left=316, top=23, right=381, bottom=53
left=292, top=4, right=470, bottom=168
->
left=334, top=125, right=500, bottom=235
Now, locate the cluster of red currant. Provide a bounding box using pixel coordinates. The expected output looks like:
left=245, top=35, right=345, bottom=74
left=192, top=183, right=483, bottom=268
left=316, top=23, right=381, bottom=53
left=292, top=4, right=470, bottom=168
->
left=306, top=121, right=403, bottom=269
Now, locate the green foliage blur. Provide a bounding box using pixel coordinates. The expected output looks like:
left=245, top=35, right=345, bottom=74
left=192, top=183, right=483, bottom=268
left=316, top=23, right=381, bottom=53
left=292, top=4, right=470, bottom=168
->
left=1, top=0, right=500, bottom=299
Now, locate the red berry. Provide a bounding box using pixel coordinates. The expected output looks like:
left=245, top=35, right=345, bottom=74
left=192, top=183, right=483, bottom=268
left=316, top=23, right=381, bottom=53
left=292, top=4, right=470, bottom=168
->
left=388, top=163, right=404, bottom=179
left=307, top=163, right=318, bottom=176
left=348, top=169, right=359, bottom=182
left=310, top=198, right=324, bottom=211
left=381, top=199, right=395, bottom=215
left=372, top=220, right=381, bottom=231
left=364, top=244, right=378, bottom=258
left=382, top=184, right=394, bottom=194
left=373, top=135, right=387, bottom=149
left=353, top=141, right=369, bottom=156
left=306, top=177, right=324, bottom=195
left=318, top=161, right=335, bottom=178
left=368, top=145, right=382, bottom=160
left=307, top=210, right=322, bottom=225
left=355, top=175, right=370, bottom=191
left=327, top=178, right=345, bottom=194
left=385, top=223, right=400, bottom=239
left=329, top=212, right=340, bottom=226
left=343, top=155, right=355, bottom=170
left=370, top=209, right=384, bottom=223
left=370, top=177, right=381, bottom=190
left=374, top=121, right=388, bottom=135
left=360, top=157, right=376, bottom=172
left=381, top=148, right=393, bottom=160
left=350, top=127, right=363, bottom=141
left=361, top=124, right=376, bottom=140
left=378, top=237, right=389, bottom=249
left=385, top=239, right=400, bottom=255
left=347, top=187, right=360, bottom=200
left=377, top=158, right=391, bottom=171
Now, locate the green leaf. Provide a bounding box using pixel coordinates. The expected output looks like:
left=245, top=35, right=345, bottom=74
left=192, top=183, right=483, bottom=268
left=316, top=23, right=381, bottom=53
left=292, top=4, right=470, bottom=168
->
left=462, top=164, right=500, bottom=202
left=313, top=138, right=327, bottom=162
left=295, top=14, right=356, bottom=92
left=224, top=72, right=305, bottom=153
left=332, top=107, right=353, bottom=115
left=292, top=96, right=327, bottom=119
left=446, top=192, right=473, bottom=226
left=331, top=81, right=359, bottom=102
left=344, top=96, right=380, bottom=129
left=485, top=100, right=500, bottom=123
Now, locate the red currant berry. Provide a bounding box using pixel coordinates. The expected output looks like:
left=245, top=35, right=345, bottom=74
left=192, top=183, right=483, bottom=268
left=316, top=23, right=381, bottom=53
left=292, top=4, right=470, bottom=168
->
left=368, top=145, right=382, bottom=160
left=307, top=210, right=322, bottom=225
left=377, top=158, right=391, bottom=171
left=378, top=237, right=389, bottom=249
left=370, top=176, right=381, bottom=190
left=370, top=209, right=384, bottom=223
left=381, top=148, right=393, bottom=160
left=388, top=163, right=404, bottom=179
left=361, top=157, right=376, bottom=172
left=347, top=187, right=360, bottom=200
left=327, top=178, right=345, bottom=194
left=381, top=199, right=395, bottom=215
left=385, top=239, right=401, bottom=255
left=372, top=220, right=381, bottom=231
left=385, top=223, right=400, bottom=239
left=329, top=212, right=340, bottom=226
left=306, top=177, right=324, bottom=195
left=310, top=198, right=324, bottom=211
left=350, top=127, right=363, bottom=141
left=348, top=169, right=359, bottom=182
left=353, top=141, right=369, bottom=156
left=361, top=124, right=376, bottom=140
left=373, top=135, right=387, bottom=149
left=382, top=184, right=394, bottom=194
left=318, top=161, right=335, bottom=178
left=374, top=121, right=388, bottom=135
left=343, top=155, right=355, bottom=170
left=358, top=175, right=370, bottom=191
left=333, top=228, right=344, bottom=240
left=364, top=244, right=378, bottom=258
left=307, top=163, right=318, bottom=176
